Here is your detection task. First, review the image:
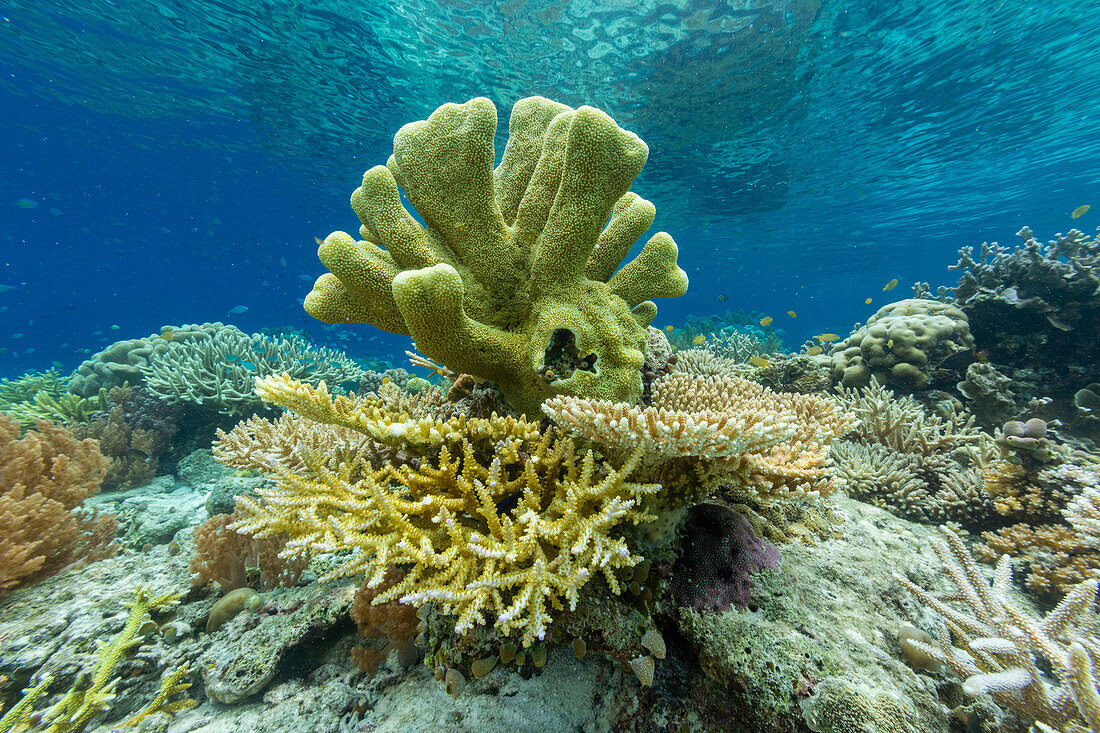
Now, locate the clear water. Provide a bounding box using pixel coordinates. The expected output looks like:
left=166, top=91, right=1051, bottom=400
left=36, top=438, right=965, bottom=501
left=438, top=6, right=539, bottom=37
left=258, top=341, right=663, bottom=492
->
left=2, top=0, right=1099, bottom=369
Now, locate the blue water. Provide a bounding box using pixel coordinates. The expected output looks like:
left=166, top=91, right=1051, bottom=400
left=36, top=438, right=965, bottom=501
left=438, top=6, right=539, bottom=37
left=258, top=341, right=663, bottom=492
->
left=2, top=0, right=1099, bottom=374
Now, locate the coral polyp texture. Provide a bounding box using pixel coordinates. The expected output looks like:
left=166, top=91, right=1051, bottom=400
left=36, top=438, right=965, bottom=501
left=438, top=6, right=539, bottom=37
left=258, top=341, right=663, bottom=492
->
left=222, top=374, right=660, bottom=647
left=304, top=96, right=688, bottom=417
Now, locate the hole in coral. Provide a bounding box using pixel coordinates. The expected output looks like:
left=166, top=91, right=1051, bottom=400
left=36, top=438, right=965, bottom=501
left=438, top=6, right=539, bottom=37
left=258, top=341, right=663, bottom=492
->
left=541, top=329, right=597, bottom=383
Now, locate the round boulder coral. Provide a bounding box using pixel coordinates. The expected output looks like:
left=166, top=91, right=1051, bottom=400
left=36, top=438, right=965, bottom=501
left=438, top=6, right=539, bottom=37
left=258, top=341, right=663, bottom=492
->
left=819, top=299, right=974, bottom=391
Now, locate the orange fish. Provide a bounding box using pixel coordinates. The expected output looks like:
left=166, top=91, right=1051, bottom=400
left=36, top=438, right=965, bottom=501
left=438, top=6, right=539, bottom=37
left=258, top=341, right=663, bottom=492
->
left=865, top=298, right=873, bottom=304
left=664, top=325, right=674, bottom=333
left=1072, top=204, right=1090, bottom=219
left=693, top=335, right=707, bottom=345
left=749, top=356, right=771, bottom=368
left=787, top=310, right=797, bottom=318
left=314, top=236, right=324, bottom=245
left=760, top=316, right=773, bottom=327
left=883, top=278, right=898, bottom=292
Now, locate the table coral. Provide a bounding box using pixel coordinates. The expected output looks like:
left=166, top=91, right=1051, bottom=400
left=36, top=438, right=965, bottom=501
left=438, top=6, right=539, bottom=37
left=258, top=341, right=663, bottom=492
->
left=228, top=373, right=659, bottom=647
left=304, top=96, right=688, bottom=417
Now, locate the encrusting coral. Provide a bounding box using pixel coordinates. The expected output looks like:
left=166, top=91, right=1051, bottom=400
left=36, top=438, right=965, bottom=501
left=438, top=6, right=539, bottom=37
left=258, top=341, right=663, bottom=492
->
left=222, top=373, right=660, bottom=647
left=303, top=95, right=688, bottom=416
left=0, top=415, right=117, bottom=591
left=898, top=527, right=1100, bottom=732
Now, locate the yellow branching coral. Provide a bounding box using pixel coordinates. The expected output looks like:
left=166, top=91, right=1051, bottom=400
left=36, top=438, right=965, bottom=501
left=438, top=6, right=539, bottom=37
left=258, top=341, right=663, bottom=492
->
left=253, top=373, right=539, bottom=454
left=230, top=373, right=659, bottom=647
left=304, top=96, right=688, bottom=417
left=542, top=372, right=852, bottom=503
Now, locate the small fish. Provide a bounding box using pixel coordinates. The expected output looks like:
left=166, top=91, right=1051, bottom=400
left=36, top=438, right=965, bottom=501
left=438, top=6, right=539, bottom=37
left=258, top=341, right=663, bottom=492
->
left=224, top=355, right=240, bottom=362
left=717, top=294, right=728, bottom=303
left=381, top=376, right=391, bottom=385
left=298, top=275, right=313, bottom=282
left=749, top=356, right=771, bottom=368
left=805, top=346, right=823, bottom=356
left=298, top=357, right=316, bottom=364
left=328, top=360, right=342, bottom=367
left=109, top=324, right=119, bottom=330
left=815, top=333, right=841, bottom=342
left=1072, top=204, right=1090, bottom=219
left=280, top=257, right=287, bottom=267
left=693, top=335, right=707, bottom=345
left=253, top=346, right=266, bottom=353
left=0, top=284, right=17, bottom=293
left=161, top=328, right=175, bottom=341
left=239, top=360, right=257, bottom=371
left=228, top=305, right=248, bottom=315
left=314, top=236, right=324, bottom=245
left=787, top=310, right=797, bottom=318
left=10, top=333, right=22, bottom=339
left=883, top=278, right=898, bottom=292
left=865, top=298, right=873, bottom=304
left=759, top=316, right=773, bottom=327
left=49, top=207, right=62, bottom=216
left=664, top=325, right=674, bottom=333
left=15, top=198, right=37, bottom=209
left=51, top=360, right=64, bottom=368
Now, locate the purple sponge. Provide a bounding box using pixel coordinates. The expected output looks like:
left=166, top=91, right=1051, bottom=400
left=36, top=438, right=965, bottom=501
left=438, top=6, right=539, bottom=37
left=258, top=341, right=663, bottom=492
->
left=671, top=503, right=780, bottom=612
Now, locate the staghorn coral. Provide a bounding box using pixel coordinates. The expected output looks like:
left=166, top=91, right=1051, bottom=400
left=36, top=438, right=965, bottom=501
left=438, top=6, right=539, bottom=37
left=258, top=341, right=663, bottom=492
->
left=230, top=373, right=659, bottom=647
left=898, top=527, right=1100, bottom=732
left=303, top=96, right=688, bottom=417
left=0, top=415, right=117, bottom=591
left=544, top=371, right=852, bottom=508
left=190, top=509, right=308, bottom=593
left=837, top=380, right=988, bottom=459
left=818, top=299, right=975, bottom=391
left=830, top=382, right=999, bottom=527
left=668, top=348, right=744, bottom=379
left=0, top=588, right=193, bottom=732
left=140, top=324, right=362, bottom=415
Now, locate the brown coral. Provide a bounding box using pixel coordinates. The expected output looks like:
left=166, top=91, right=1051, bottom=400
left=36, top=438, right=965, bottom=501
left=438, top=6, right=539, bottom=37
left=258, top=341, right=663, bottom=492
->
left=0, top=415, right=117, bottom=590
left=976, top=523, right=1100, bottom=599
left=189, top=509, right=308, bottom=593
left=350, top=568, right=419, bottom=674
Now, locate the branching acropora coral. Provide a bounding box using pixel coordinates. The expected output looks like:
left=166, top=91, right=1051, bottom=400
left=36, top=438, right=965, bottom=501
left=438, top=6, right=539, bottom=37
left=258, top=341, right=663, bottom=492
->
left=226, top=373, right=660, bottom=647
left=304, top=96, right=688, bottom=416
left=898, top=527, right=1100, bottom=732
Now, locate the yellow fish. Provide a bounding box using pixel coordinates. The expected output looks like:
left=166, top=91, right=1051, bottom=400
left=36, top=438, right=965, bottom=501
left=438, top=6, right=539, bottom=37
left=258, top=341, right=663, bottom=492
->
left=314, top=236, right=324, bottom=245
left=883, top=278, right=898, bottom=292
left=806, top=346, right=823, bottom=356
left=815, top=333, right=840, bottom=342
left=865, top=298, right=873, bottom=304
left=749, top=356, right=771, bottom=368
left=664, top=325, right=674, bottom=333
left=787, top=310, right=797, bottom=318
left=693, top=335, right=707, bottom=345
left=160, top=328, right=175, bottom=341
left=1072, top=204, right=1090, bottom=219
left=760, top=316, right=773, bottom=327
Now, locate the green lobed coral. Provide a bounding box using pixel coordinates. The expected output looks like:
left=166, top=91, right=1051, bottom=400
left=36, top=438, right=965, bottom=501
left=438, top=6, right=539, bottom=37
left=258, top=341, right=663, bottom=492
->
left=304, top=96, right=688, bottom=417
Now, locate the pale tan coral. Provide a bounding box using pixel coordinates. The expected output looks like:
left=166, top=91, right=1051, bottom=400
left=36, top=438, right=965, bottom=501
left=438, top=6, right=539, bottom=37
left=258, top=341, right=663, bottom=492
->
left=832, top=441, right=991, bottom=525
left=543, top=372, right=851, bottom=503
left=836, top=381, right=988, bottom=459
left=1067, top=486, right=1100, bottom=547
left=253, top=373, right=540, bottom=454
left=213, top=413, right=410, bottom=476
left=670, top=348, right=744, bottom=378
left=898, top=527, right=1100, bottom=732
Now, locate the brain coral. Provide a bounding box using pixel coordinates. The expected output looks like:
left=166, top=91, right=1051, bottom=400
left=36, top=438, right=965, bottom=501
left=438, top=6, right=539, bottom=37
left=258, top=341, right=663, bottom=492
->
left=304, top=96, right=687, bottom=417
left=819, top=299, right=974, bottom=390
